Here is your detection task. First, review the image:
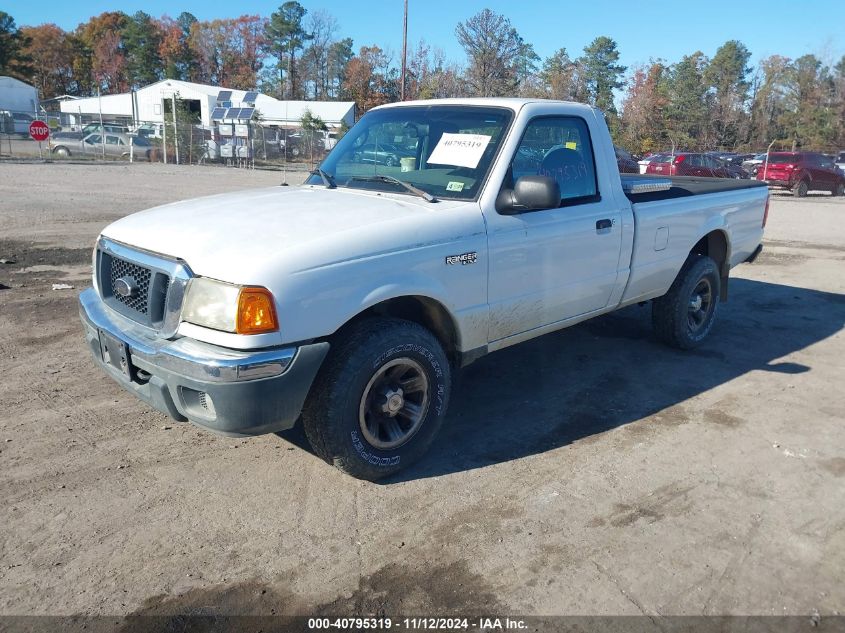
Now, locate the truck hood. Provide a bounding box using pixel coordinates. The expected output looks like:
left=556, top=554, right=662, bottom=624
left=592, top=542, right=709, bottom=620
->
left=101, top=185, right=480, bottom=283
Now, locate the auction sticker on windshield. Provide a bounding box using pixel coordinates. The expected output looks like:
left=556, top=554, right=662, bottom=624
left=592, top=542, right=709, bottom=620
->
left=428, top=133, right=491, bottom=169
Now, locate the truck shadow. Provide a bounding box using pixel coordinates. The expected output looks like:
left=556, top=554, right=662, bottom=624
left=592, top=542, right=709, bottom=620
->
left=382, top=278, right=844, bottom=482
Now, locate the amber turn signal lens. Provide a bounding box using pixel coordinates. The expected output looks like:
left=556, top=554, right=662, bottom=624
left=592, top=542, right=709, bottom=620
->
left=236, top=287, right=278, bottom=334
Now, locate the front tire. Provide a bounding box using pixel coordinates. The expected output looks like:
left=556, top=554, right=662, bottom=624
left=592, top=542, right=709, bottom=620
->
left=834, top=183, right=844, bottom=197
left=302, top=317, right=451, bottom=481
left=793, top=180, right=808, bottom=197
left=652, top=254, right=720, bottom=350
left=54, top=146, right=70, bottom=157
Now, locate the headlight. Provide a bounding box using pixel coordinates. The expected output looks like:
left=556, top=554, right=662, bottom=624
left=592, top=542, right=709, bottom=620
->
left=182, top=278, right=278, bottom=334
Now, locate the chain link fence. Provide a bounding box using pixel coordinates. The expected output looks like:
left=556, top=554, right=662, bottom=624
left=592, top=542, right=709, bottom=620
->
left=0, top=108, right=337, bottom=170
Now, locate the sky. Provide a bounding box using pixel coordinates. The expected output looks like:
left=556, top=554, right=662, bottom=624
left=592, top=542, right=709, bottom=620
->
left=6, top=0, right=844, bottom=74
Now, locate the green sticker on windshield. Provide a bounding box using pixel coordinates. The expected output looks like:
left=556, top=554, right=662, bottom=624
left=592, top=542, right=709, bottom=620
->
left=446, top=181, right=465, bottom=192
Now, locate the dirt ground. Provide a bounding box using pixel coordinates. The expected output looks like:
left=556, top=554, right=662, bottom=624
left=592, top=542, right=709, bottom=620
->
left=1, top=162, right=843, bottom=620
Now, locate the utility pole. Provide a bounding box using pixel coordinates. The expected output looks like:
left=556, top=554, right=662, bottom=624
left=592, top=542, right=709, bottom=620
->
left=400, top=0, right=408, bottom=101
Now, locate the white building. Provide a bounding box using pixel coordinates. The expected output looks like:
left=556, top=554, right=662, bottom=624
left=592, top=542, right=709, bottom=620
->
left=0, top=76, right=39, bottom=114
left=59, top=79, right=355, bottom=129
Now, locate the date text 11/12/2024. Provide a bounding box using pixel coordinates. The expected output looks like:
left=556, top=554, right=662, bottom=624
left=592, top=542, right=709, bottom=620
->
left=307, top=617, right=528, bottom=630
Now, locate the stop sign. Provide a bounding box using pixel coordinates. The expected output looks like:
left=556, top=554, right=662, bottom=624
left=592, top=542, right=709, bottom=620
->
left=29, top=120, right=50, bottom=142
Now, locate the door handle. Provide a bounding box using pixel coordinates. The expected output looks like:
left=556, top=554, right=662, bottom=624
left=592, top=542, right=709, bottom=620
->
left=596, top=219, right=612, bottom=232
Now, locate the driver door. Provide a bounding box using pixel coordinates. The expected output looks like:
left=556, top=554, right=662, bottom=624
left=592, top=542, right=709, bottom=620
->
left=484, top=116, right=623, bottom=342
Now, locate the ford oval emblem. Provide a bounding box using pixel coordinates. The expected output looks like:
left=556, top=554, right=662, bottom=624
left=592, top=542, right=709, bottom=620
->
left=114, top=276, right=139, bottom=299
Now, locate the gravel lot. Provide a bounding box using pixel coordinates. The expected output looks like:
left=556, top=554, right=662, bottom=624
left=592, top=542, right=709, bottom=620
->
left=1, top=163, right=843, bottom=620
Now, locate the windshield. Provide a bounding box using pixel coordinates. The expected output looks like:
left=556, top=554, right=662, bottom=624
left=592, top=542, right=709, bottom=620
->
left=306, top=105, right=513, bottom=200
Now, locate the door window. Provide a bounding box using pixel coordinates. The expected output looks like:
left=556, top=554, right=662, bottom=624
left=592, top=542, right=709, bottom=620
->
left=510, top=117, right=598, bottom=204
left=105, top=136, right=120, bottom=145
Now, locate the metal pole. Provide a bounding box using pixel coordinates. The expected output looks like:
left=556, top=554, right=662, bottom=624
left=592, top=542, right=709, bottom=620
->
left=401, top=0, right=408, bottom=101
left=172, top=93, right=180, bottom=165
left=669, top=137, right=675, bottom=174
left=763, top=139, right=776, bottom=181
left=98, top=88, right=105, bottom=159
left=130, top=89, right=136, bottom=130
left=282, top=100, right=289, bottom=185
left=162, top=100, right=168, bottom=164
left=129, top=136, right=134, bottom=163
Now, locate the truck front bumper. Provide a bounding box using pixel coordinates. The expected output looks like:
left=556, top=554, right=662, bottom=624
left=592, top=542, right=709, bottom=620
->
left=79, top=288, right=329, bottom=436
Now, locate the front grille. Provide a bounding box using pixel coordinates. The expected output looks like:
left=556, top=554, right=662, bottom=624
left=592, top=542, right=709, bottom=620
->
left=110, top=258, right=152, bottom=314
left=98, top=250, right=171, bottom=328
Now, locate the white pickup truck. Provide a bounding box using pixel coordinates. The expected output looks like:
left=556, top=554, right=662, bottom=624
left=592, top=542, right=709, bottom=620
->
left=80, top=98, right=768, bottom=480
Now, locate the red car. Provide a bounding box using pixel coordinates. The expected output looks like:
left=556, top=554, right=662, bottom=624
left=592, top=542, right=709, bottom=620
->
left=645, top=152, right=737, bottom=178
left=757, top=152, right=845, bottom=197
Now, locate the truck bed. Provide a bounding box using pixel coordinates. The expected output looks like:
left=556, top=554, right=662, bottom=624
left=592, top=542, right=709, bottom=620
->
left=623, top=174, right=768, bottom=203
left=619, top=174, right=768, bottom=307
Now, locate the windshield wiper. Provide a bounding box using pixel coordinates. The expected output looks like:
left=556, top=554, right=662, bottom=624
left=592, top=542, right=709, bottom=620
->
left=350, top=175, right=437, bottom=203
left=310, top=167, right=336, bottom=189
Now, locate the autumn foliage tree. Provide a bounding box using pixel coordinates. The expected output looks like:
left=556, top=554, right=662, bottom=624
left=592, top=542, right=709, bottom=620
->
left=343, top=45, right=395, bottom=112
left=20, top=24, right=76, bottom=97
left=190, top=16, right=267, bottom=90
left=75, top=12, right=130, bottom=93
left=620, top=62, right=669, bottom=154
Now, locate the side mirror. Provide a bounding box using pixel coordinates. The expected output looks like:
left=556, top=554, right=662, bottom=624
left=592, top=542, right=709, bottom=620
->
left=496, top=175, right=561, bottom=214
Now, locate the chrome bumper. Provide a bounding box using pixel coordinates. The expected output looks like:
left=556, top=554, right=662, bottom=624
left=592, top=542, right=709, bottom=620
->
left=78, top=288, right=329, bottom=436
left=79, top=287, right=296, bottom=382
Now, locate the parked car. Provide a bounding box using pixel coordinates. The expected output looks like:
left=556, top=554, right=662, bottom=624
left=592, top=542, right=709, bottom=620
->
left=730, top=153, right=758, bottom=167
left=352, top=142, right=414, bottom=167
left=53, top=122, right=130, bottom=142
left=707, top=152, right=753, bottom=172
left=133, top=123, right=162, bottom=139
left=741, top=153, right=768, bottom=176
left=710, top=151, right=740, bottom=164
left=637, top=153, right=658, bottom=174
left=615, top=146, right=639, bottom=173
left=706, top=154, right=750, bottom=179
left=79, top=98, right=769, bottom=480
left=52, top=132, right=152, bottom=160
left=0, top=110, right=35, bottom=135
left=757, top=152, right=845, bottom=197
left=645, top=152, right=741, bottom=178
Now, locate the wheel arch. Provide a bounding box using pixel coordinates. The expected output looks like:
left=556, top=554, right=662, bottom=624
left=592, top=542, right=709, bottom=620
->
left=335, top=295, right=462, bottom=368
left=690, top=229, right=730, bottom=301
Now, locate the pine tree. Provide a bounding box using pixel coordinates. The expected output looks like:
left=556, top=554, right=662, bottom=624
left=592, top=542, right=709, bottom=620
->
left=265, top=2, right=312, bottom=99
left=0, top=11, right=34, bottom=82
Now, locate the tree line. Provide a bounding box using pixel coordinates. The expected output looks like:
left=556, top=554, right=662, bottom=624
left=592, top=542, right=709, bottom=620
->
left=1, top=5, right=843, bottom=152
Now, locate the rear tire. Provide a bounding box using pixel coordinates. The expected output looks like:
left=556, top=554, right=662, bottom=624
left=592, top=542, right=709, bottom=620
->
left=302, top=317, right=451, bottom=481
left=834, top=183, right=844, bottom=197
left=652, top=255, right=720, bottom=350
left=793, top=180, right=808, bottom=197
